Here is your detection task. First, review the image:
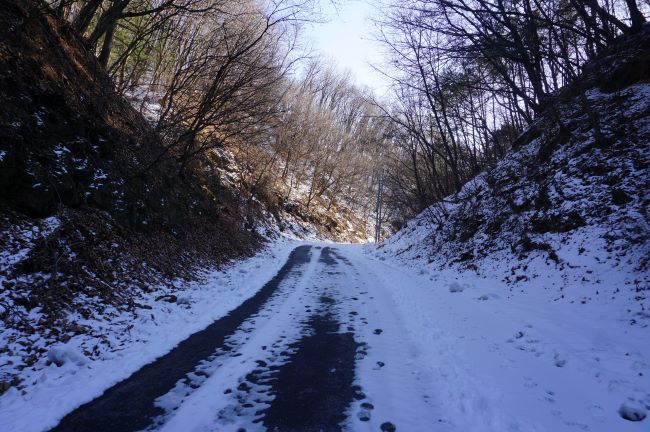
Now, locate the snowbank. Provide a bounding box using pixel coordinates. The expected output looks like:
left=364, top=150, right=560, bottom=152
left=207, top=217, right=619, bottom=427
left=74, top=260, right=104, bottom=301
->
left=0, top=240, right=298, bottom=432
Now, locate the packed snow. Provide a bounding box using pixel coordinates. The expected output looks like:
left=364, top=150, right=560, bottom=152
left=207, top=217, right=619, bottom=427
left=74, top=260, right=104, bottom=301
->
left=0, top=240, right=296, bottom=432
left=363, top=240, right=650, bottom=431
left=2, top=237, right=648, bottom=431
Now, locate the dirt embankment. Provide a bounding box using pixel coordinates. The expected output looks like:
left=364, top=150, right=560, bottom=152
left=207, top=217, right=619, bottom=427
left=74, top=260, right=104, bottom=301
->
left=0, top=0, right=259, bottom=338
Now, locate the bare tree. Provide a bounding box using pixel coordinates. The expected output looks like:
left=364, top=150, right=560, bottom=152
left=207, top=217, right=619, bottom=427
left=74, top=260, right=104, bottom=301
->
left=373, top=0, right=647, bottom=225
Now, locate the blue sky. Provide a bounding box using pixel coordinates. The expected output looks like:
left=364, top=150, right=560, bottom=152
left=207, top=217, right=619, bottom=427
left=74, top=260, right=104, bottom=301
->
left=305, top=0, right=389, bottom=95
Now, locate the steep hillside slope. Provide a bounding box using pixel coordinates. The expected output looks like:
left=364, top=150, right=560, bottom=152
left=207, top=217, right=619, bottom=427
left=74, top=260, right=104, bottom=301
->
left=0, top=0, right=259, bottom=372
left=214, top=148, right=374, bottom=242
left=378, top=27, right=650, bottom=294
left=364, top=29, right=650, bottom=431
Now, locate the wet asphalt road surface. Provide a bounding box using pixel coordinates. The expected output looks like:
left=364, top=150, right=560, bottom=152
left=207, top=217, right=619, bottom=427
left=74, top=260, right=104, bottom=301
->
left=51, top=246, right=313, bottom=431
left=50, top=246, right=366, bottom=432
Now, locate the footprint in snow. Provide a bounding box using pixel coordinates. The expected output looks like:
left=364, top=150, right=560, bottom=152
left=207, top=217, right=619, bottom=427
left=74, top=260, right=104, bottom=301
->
left=523, top=377, right=538, bottom=388
left=554, top=353, right=567, bottom=368
left=352, top=385, right=366, bottom=400
left=544, top=390, right=555, bottom=403
left=588, top=404, right=605, bottom=421
left=477, top=293, right=500, bottom=301
left=448, top=282, right=465, bottom=293
left=357, top=410, right=371, bottom=421
left=356, top=402, right=374, bottom=422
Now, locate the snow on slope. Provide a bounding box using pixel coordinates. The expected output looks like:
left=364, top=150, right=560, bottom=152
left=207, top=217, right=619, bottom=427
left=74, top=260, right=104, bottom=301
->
left=379, top=82, right=649, bottom=305
left=362, top=83, right=650, bottom=431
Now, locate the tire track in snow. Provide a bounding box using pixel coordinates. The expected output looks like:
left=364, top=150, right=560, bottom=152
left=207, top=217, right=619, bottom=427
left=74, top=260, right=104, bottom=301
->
left=156, top=245, right=326, bottom=430
left=49, top=245, right=312, bottom=432
left=167, top=246, right=360, bottom=432
left=261, top=247, right=358, bottom=432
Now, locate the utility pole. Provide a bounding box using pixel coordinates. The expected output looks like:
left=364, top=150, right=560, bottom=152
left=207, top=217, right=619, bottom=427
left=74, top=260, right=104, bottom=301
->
left=374, top=169, right=383, bottom=243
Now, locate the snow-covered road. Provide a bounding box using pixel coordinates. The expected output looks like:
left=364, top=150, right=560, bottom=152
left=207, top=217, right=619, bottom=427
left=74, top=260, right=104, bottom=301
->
left=51, top=244, right=441, bottom=431
left=2, top=243, right=648, bottom=431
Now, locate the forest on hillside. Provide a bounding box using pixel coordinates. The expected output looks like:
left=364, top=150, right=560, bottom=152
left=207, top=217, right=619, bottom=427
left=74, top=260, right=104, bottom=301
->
left=1, top=1, right=649, bottom=430
left=0, top=0, right=646, bottom=321
left=38, top=0, right=649, bottom=231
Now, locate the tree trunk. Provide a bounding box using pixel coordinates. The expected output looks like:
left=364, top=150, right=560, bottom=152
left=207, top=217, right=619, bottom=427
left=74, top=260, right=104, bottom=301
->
left=98, top=20, right=116, bottom=67
left=73, top=0, right=103, bottom=35
left=624, top=0, right=646, bottom=33
left=88, top=0, right=131, bottom=49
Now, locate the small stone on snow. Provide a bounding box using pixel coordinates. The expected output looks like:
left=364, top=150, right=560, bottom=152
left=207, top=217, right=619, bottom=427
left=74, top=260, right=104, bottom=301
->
left=619, top=401, right=647, bottom=422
